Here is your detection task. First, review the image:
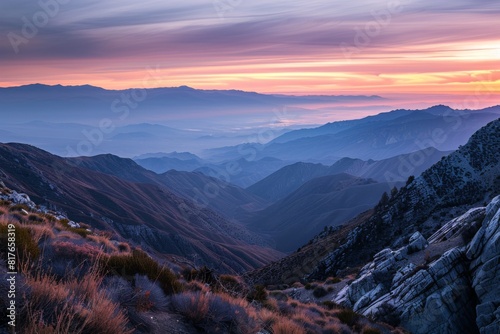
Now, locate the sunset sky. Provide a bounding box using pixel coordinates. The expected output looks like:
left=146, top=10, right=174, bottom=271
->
left=1, top=0, right=499, bottom=108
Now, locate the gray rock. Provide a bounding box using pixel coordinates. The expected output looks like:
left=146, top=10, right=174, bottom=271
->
left=466, top=196, right=500, bottom=333
left=330, top=196, right=500, bottom=334
left=407, top=231, right=428, bottom=253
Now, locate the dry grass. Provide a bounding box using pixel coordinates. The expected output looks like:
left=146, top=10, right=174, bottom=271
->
left=21, top=258, right=132, bottom=334
left=26, top=224, right=55, bottom=243
left=55, top=230, right=82, bottom=240
left=171, top=291, right=210, bottom=323
left=87, top=234, right=118, bottom=253
left=271, top=318, right=306, bottom=334
left=117, top=242, right=131, bottom=253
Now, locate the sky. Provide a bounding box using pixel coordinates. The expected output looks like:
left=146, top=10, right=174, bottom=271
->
left=0, top=0, right=499, bottom=108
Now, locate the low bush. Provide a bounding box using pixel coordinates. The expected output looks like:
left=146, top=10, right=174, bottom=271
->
left=336, top=308, right=359, bottom=326
left=362, top=326, right=382, bottom=334
left=103, top=249, right=182, bottom=295
left=117, top=242, right=131, bottom=253
left=9, top=204, right=30, bottom=213
left=171, top=291, right=209, bottom=324
left=313, top=285, right=328, bottom=298
left=28, top=214, right=43, bottom=223
left=325, top=277, right=341, bottom=284
left=20, top=263, right=132, bottom=334
left=246, top=284, right=267, bottom=302
left=0, top=223, right=40, bottom=263
left=271, top=318, right=306, bottom=334
left=321, top=301, right=341, bottom=310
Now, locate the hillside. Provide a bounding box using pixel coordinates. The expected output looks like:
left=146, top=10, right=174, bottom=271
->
left=246, top=162, right=330, bottom=201
left=259, top=106, right=500, bottom=162
left=0, top=182, right=402, bottom=334
left=69, top=154, right=269, bottom=221
left=159, top=170, right=269, bottom=221
left=0, top=143, right=281, bottom=273
left=248, top=148, right=448, bottom=202
left=245, top=173, right=403, bottom=252
left=248, top=118, right=500, bottom=285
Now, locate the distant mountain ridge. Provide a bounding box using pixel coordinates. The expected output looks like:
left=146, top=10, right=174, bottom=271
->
left=0, top=143, right=282, bottom=272
left=257, top=107, right=500, bottom=161
left=248, top=147, right=450, bottom=202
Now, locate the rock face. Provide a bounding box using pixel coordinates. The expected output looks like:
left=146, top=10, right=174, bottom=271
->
left=332, top=196, right=500, bottom=334
left=467, top=197, right=500, bottom=333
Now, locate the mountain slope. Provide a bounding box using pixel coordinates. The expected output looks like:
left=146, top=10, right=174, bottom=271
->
left=259, top=107, right=500, bottom=161
left=246, top=162, right=330, bottom=201
left=135, top=156, right=205, bottom=173
left=247, top=147, right=449, bottom=202
left=0, top=143, right=282, bottom=272
left=248, top=117, right=500, bottom=283
left=245, top=173, right=403, bottom=252
left=159, top=170, right=269, bottom=221
left=69, top=154, right=269, bottom=221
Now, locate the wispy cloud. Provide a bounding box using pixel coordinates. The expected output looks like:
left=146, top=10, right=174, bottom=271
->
left=1, top=0, right=499, bottom=99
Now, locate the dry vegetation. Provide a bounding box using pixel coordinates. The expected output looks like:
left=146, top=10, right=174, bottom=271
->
left=0, top=186, right=405, bottom=334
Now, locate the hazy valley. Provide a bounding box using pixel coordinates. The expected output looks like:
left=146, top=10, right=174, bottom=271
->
left=1, top=83, right=499, bottom=333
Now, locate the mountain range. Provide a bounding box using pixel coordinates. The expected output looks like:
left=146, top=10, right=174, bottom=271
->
left=205, top=105, right=500, bottom=163
left=0, top=144, right=282, bottom=273
left=247, top=147, right=450, bottom=202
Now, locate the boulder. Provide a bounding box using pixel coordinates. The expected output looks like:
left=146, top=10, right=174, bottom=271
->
left=406, top=231, right=428, bottom=253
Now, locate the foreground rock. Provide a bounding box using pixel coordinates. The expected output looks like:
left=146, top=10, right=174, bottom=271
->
left=332, top=196, right=500, bottom=334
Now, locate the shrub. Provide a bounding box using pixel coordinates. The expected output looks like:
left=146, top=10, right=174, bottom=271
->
left=52, top=241, right=101, bottom=263
left=336, top=309, right=359, bottom=326
left=171, top=291, right=209, bottom=323
left=59, top=219, right=90, bottom=238
left=20, top=262, right=132, bottom=334
left=43, top=213, right=57, bottom=222
left=246, top=284, right=267, bottom=302
left=9, top=204, right=30, bottom=213
left=269, top=290, right=288, bottom=301
left=271, top=318, right=306, bottom=334
left=103, top=249, right=182, bottom=295
left=322, top=301, right=341, bottom=310
left=362, top=326, right=382, bottom=334
left=133, top=275, right=169, bottom=311
left=0, top=223, right=40, bottom=263
left=87, top=235, right=117, bottom=253
left=217, top=274, right=247, bottom=297
left=313, top=286, right=328, bottom=298
left=117, top=242, right=130, bottom=253
left=183, top=265, right=216, bottom=285
left=28, top=214, right=43, bottom=223
left=70, top=227, right=90, bottom=238
left=325, top=277, right=341, bottom=284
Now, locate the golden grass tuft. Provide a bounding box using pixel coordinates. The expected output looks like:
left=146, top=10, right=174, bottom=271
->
left=87, top=234, right=118, bottom=253
left=271, top=318, right=306, bottom=334
left=22, top=257, right=132, bottom=334
left=26, top=224, right=55, bottom=243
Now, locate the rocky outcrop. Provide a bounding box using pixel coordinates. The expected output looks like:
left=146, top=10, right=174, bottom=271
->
left=467, top=196, right=500, bottom=333
left=332, top=196, right=500, bottom=334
